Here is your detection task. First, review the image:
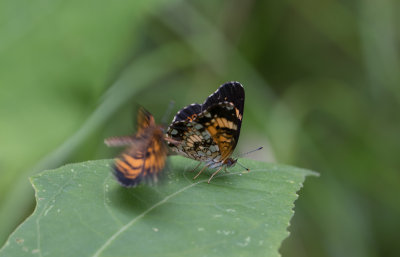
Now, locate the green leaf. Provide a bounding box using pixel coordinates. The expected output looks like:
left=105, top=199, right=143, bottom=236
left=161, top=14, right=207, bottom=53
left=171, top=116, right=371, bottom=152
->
left=0, top=157, right=317, bottom=257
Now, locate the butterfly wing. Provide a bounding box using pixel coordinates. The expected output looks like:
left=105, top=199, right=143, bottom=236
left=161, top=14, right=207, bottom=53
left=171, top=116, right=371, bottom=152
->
left=200, top=102, right=241, bottom=160
left=202, top=81, right=244, bottom=142
left=142, top=127, right=168, bottom=181
left=167, top=102, right=240, bottom=162
left=113, top=126, right=167, bottom=187
left=110, top=107, right=167, bottom=187
left=170, top=82, right=244, bottom=123
left=171, top=103, right=202, bottom=123
left=136, top=106, right=155, bottom=136
left=202, top=81, right=244, bottom=115
left=113, top=136, right=149, bottom=187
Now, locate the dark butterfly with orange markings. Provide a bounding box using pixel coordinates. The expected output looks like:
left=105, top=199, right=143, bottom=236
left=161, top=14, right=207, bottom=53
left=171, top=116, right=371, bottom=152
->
left=104, top=107, right=168, bottom=187
left=165, top=81, right=245, bottom=183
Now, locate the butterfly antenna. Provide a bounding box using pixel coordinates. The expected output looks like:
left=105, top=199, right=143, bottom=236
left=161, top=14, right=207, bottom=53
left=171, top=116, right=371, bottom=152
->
left=161, top=100, right=175, bottom=126
left=234, top=147, right=263, bottom=172
left=236, top=161, right=250, bottom=172
left=238, top=147, right=263, bottom=157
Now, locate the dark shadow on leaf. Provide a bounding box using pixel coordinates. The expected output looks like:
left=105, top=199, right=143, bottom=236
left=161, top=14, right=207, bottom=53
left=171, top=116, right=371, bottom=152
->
left=108, top=185, right=164, bottom=215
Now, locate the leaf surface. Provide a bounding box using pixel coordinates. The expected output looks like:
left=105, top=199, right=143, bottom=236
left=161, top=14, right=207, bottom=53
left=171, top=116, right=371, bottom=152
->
left=0, top=157, right=317, bottom=257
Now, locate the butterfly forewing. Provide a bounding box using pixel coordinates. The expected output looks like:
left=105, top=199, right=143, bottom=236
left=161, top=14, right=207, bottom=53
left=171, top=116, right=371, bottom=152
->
left=136, top=107, right=156, bottom=136
left=202, top=81, right=245, bottom=115
left=171, top=103, right=202, bottom=123
left=114, top=140, right=148, bottom=187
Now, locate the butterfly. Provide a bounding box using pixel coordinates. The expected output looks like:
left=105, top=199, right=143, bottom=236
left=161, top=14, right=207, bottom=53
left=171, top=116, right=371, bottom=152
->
left=104, top=107, right=168, bottom=187
left=165, top=81, right=245, bottom=183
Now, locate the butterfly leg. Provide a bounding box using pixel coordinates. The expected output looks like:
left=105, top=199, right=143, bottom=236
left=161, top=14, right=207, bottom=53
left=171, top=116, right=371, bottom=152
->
left=104, top=136, right=135, bottom=147
left=190, top=162, right=201, bottom=173
left=163, top=137, right=181, bottom=146
left=223, top=166, right=230, bottom=173
left=208, top=167, right=223, bottom=183
left=193, top=165, right=208, bottom=180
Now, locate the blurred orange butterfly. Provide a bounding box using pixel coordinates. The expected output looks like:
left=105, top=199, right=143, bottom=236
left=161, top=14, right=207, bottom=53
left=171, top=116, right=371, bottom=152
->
left=104, top=107, right=168, bottom=187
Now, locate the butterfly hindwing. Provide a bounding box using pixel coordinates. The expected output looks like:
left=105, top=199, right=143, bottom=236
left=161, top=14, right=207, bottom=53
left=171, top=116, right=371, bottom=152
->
left=197, top=102, right=241, bottom=160
left=167, top=101, right=240, bottom=163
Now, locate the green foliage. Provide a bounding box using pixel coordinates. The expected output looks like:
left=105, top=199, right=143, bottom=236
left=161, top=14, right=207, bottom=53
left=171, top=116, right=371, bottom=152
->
left=0, top=157, right=316, bottom=257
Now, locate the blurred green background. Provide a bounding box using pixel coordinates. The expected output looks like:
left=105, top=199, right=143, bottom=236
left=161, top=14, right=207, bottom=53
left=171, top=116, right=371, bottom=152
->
left=1, top=0, right=399, bottom=256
